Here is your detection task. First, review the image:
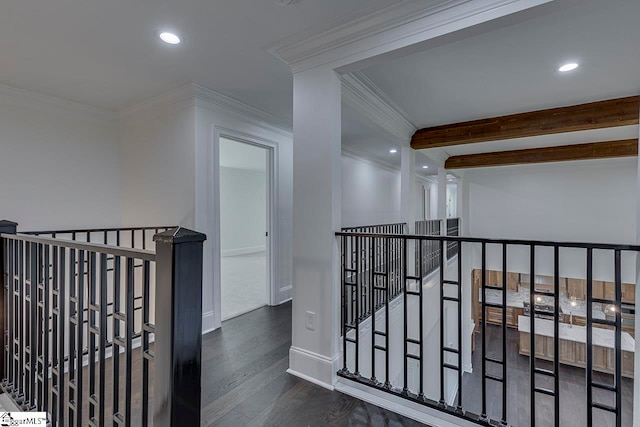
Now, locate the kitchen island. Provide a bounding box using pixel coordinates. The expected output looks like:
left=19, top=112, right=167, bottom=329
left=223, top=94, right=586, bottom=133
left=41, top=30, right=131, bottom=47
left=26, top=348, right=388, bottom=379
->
left=518, top=315, right=634, bottom=378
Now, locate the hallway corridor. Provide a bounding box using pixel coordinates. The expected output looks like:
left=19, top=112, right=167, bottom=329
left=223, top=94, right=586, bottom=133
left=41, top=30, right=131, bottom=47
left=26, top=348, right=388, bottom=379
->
left=201, top=302, right=423, bottom=426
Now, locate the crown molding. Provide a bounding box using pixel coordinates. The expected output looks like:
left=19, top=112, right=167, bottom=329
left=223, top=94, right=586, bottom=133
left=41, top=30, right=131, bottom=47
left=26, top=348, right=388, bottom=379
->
left=118, top=83, right=293, bottom=136
left=342, top=146, right=437, bottom=183
left=193, top=84, right=293, bottom=136
left=342, top=146, right=400, bottom=173
left=0, top=82, right=115, bottom=124
left=342, top=72, right=416, bottom=142
left=269, top=0, right=553, bottom=73
left=117, top=84, right=196, bottom=121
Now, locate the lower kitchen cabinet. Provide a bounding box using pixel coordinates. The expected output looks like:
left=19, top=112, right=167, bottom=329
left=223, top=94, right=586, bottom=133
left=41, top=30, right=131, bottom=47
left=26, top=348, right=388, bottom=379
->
left=519, top=332, right=633, bottom=378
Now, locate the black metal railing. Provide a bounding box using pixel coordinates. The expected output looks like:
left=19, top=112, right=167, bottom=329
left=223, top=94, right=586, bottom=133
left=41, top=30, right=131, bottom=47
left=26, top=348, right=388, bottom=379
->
left=336, top=230, right=638, bottom=427
left=340, top=223, right=406, bottom=328
left=0, top=221, right=205, bottom=427
left=415, top=219, right=441, bottom=277
left=341, top=222, right=407, bottom=234
left=24, top=226, right=175, bottom=251
left=446, top=218, right=460, bottom=259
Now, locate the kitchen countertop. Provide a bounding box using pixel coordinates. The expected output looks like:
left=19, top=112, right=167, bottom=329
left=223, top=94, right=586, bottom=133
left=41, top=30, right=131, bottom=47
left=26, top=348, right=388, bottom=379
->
left=479, top=288, right=606, bottom=320
left=517, top=315, right=634, bottom=352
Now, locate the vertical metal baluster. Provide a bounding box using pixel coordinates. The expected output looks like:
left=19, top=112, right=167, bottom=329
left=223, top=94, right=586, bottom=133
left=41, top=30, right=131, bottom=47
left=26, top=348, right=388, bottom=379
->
left=76, top=250, right=85, bottom=427
left=67, top=248, right=76, bottom=426
left=554, top=245, right=560, bottom=427
left=586, top=248, right=593, bottom=427
left=418, top=238, right=424, bottom=400
left=51, top=245, right=59, bottom=426
left=42, top=244, right=50, bottom=414
left=502, top=243, right=508, bottom=425
left=141, top=260, right=151, bottom=427
left=354, top=237, right=360, bottom=377
left=341, top=236, right=347, bottom=373
left=98, top=253, right=107, bottom=426
left=530, top=244, right=536, bottom=427
left=28, top=242, right=38, bottom=409
left=480, top=242, right=487, bottom=420
left=131, top=231, right=134, bottom=250
left=18, top=240, right=24, bottom=406
left=439, top=238, right=445, bottom=406
left=125, top=257, right=134, bottom=425
left=142, top=229, right=146, bottom=250
left=103, top=231, right=108, bottom=245
left=457, top=240, right=463, bottom=412
left=384, top=237, right=391, bottom=389
left=58, top=247, right=66, bottom=427
left=370, top=236, right=376, bottom=383
left=402, top=237, right=409, bottom=395
left=4, top=239, right=13, bottom=395
left=113, top=255, right=121, bottom=423
left=88, top=252, right=97, bottom=424
left=614, top=250, right=622, bottom=427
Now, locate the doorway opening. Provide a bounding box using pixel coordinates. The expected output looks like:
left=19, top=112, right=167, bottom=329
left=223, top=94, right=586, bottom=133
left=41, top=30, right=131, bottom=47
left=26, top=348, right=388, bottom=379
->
left=219, top=137, right=271, bottom=320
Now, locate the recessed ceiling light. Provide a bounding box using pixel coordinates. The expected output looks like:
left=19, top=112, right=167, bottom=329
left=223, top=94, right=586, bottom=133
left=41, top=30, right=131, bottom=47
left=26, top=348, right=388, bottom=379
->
left=159, top=32, right=181, bottom=45
left=389, top=149, right=397, bottom=153
left=558, top=62, right=579, bottom=72
left=422, top=165, right=429, bottom=169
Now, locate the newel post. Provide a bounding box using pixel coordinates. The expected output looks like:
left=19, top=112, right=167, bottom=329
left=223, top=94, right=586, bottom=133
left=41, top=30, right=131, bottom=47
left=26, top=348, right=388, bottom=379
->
left=0, top=220, right=17, bottom=383
left=153, top=227, right=206, bottom=427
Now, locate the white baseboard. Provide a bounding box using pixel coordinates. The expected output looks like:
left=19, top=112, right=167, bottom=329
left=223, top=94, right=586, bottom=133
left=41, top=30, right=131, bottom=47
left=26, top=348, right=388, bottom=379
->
left=288, top=346, right=338, bottom=390
left=335, top=379, right=478, bottom=427
left=222, top=245, right=266, bottom=257
left=202, top=310, right=219, bottom=334
left=278, top=285, right=292, bottom=303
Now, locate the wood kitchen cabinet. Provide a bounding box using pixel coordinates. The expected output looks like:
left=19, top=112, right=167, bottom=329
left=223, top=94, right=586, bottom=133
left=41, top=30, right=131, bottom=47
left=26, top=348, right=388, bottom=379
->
left=591, top=280, right=605, bottom=300
left=567, top=278, right=586, bottom=300
left=622, top=282, right=635, bottom=304
left=519, top=332, right=634, bottom=378
left=506, top=273, right=519, bottom=291
left=483, top=306, right=522, bottom=328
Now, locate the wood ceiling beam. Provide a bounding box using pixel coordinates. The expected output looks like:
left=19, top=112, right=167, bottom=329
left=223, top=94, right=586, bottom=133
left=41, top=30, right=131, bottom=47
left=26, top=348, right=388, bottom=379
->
left=444, top=139, right=638, bottom=170
left=411, top=96, right=640, bottom=149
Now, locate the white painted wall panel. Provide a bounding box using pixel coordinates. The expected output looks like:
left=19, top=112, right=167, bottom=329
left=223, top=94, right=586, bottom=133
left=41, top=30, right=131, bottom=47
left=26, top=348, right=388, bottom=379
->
left=0, top=92, right=121, bottom=230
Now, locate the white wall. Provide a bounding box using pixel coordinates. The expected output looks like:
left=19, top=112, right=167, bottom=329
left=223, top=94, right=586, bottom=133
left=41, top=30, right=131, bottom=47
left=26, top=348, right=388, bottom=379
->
left=220, top=166, right=267, bottom=255
left=119, top=101, right=196, bottom=228
left=464, top=157, right=638, bottom=282
left=341, top=153, right=401, bottom=227
left=0, top=85, right=122, bottom=231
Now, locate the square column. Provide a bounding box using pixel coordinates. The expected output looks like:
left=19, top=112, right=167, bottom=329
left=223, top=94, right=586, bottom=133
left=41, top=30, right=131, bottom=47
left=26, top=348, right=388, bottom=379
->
left=400, top=147, right=416, bottom=234
left=288, top=66, right=342, bottom=388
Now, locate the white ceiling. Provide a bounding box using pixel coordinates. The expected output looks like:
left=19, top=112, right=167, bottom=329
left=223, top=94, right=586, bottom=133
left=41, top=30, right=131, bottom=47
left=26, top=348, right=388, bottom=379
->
left=0, top=0, right=401, bottom=117
left=361, top=0, right=640, bottom=159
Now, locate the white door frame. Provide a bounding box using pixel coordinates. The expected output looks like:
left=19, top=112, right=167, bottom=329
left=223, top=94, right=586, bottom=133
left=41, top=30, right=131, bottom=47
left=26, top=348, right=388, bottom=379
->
left=212, top=126, right=279, bottom=324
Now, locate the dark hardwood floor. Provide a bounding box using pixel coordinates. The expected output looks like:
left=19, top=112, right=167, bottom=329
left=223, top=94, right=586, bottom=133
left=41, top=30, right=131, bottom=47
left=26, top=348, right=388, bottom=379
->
left=201, top=302, right=423, bottom=427
left=461, top=325, right=634, bottom=427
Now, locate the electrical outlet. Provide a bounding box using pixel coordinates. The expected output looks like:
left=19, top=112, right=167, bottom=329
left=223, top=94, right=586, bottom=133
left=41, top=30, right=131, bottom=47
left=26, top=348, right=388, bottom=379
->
left=305, top=311, right=316, bottom=330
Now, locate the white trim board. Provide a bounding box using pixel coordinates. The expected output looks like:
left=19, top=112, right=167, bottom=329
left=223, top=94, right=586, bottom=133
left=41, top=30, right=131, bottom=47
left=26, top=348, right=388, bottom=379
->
left=269, top=0, right=554, bottom=73
left=335, top=379, right=478, bottom=427
left=341, top=71, right=416, bottom=142
left=118, top=83, right=293, bottom=137
left=288, top=346, right=339, bottom=391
